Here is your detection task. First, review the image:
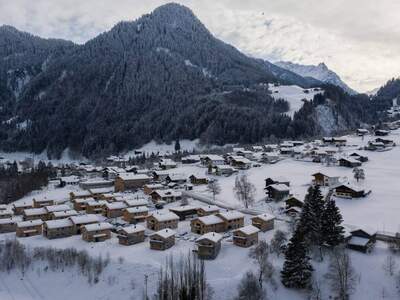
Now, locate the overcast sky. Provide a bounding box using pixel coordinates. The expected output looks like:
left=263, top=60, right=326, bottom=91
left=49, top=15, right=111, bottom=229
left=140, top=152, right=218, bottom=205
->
left=1, top=0, right=400, bottom=92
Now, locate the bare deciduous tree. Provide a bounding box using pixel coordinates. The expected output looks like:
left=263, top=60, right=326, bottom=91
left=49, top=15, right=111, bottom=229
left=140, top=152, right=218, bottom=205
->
left=325, top=247, right=357, bottom=300
left=234, top=174, right=256, bottom=208
left=207, top=180, right=221, bottom=201
left=270, top=230, right=287, bottom=257
left=249, top=241, right=275, bottom=289
left=235, top=271, right=266, bottom=300
left=383, top=255, right=397, bottom=276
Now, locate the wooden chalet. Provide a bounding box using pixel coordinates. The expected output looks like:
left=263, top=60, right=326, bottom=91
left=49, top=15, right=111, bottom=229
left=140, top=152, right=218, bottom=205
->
left=265, top=184, right=290, bottom=201
left=217, top=211, right=245, bottom=231
left=73, top=197, right=92, bottom=211
left=12, top=202, right=33, bottom=215
left=86, top=200, right=108, bottom=214
left=123, top=206, right=149, bottom=223
left=51, top=209, right=78, bottom=220
left=233, top=225, right=260, bottom=248
left=197, top=205, right=220, bottom=217
left=229, top=156, right=252, bottom=169
left=165, top=174, right=187, bottom=184
left=69, top=190, right=92, bottom=202
left=189, top=175, right=209, bottom=185
left=285, top=196, right=304, bottom=210
left=251, top=213, right=275, bottom=232
left=169, top=205, right=198, bottom=221
left=143, top=183, right=166, bottom=195
left=349, top=153, right=369, bottom=162
left=196, top=232, right=223, bottom=260
left=150, top=189, right=182, bottom=203
left=149, top=229, right=176, bottom=250
left=191, top=215, right=225, bottom=235
left=338, top=158, right=362, bottom=168
left=213, top=165, right=236, bottom=176
left=334, top=184, right=366, bottom=198
left=114, top=173, right=151, bottom=192
left=23, top=208, right=48, bottom=221
left=82, top=222, right=113, bottom=242
left=346, top=228, right=376, bottom=253
left=375, top=129, right=389, bottom=136
left=117, top=224, right=146, bottom=245
left=16, top=219, right=43, bottom=237
left=69, top=214, right=99, bottom=234
left=264, top=177, right=290, bottom=188
left=0, top=209, right=13, bottom=219
left=0, top=218, right=17, bottom=233
left=43, top=219, right=74, bottom=239
left=33, top=198, right=54, bottom=208
left=311, top=172, right=340, bottom=187
left=103, top=202, right=127, bottom=218
left=146, top=211, right=179, bottom=231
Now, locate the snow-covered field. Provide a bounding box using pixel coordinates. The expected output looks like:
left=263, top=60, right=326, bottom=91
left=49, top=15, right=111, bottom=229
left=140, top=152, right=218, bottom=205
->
left=268, top=84, right=323, bottom=117
left=1, top=130, right=400, bottom=299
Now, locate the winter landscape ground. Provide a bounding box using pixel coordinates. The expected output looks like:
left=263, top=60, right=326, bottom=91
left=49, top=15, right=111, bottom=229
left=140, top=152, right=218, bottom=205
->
left=0, top=128, right=399, bottom=300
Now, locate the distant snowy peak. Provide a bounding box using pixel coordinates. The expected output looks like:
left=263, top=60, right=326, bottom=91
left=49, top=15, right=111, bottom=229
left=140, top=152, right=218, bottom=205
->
left=275, top=61, right=357, bottom=95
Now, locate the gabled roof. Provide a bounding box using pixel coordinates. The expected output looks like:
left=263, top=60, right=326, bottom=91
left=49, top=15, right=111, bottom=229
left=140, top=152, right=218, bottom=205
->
left=120, top=224, right=145, bottom=234
left=253, top=213, right=275, bottom=222
left=84, top=222, right=113, bottom=232
left=117, top=173, right=151, bottom=181
left=45, top=219, right=73, bottom=229
left=150, top=211, right=179, bottom=222
left=197, top=215, right=224, bottom=225
left=218, top=210, right=244, bottom=221
left=196, top=232, right=223, bottom=243
left=266, top=184, right=290, bottom=192
left=234, top=225, right=260, bottom=235
left=152, top=228, right=176, bottom=239
left=17, top=219, right=43, bottom=227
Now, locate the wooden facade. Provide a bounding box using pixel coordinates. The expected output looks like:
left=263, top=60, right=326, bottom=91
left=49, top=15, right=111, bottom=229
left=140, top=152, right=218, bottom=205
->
left=122, top=206, right=149, bottom=223
left=233, top=225, right=260, bottom=248
left=16, top=220, right=43, bottom=237
left=197, top=205, right=220, bottom=217
left=0, top=218, right=17, bottom=233
left=43, top=219, right=74, bottom=239
left=146, top=212, right=179, bottom=231
left=196, top=232, right=223, bottom=260
left=82, top=222, right=113, bottom=242
left=251, top=214, right=275, bottom=232
left=117, top=225, right=146, bottom=245
left=114, top=174, right=151, bottom=192
left=149, top=229, right=175, bottom=250
left=191, top=215, right=225, bottom=235
left=217, top=211, right=245, bottom=231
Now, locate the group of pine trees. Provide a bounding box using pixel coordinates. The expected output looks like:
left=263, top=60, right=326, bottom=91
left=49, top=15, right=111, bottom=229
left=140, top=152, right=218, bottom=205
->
left=0, top=160, right=56, bottom=204
left=281, top=185, right=345, bottom=289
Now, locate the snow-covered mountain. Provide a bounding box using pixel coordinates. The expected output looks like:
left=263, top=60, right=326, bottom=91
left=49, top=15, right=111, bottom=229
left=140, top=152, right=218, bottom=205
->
left=275, top=61, right=357, bottom=95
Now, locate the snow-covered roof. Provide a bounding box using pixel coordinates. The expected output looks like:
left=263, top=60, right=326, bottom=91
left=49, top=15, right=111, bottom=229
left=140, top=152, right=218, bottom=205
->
left=126, top=206, right=149, bottom=213
left=169, top=205, right=198, bottom=212
left=45, top=204, right=70, bottom=213
left=198, top=205, right=219, bottom=212
left=197, top=215, right=223, bottom=225
left=253, top=213, right=275, bottom=222
left=234, top=225, right=260, bottom=235
left=118, top=173, right=151, bottom=181
left=201, top=154, right=224, bottom=161
left=45, top=219, right=73, bottom=229
left=23, top=207, right=47, bottom=216
left=17, top=219, right=43, bottom=227
left=52, top=210, right=78, bottom=218
left=152, top=228, right=176, bottom=239
left=218, top=210, right=244, bottom=221
left=267, top=184, right=290, bottom=192
left=69, top=214, right=99, bottom=225
left=84, top=222, right=113, bottom=232
left=105, top=202, right=127, bottom=210
left=196, top=232, right=223, bottom=243
left=120, top=224, right=145, bottom=234
left=348, top=236, right=370, bottom=247
left=34, top=198, right=53, bottom=203
left=150, top=211, right=179, bottom=222
left=152, top=189, right=182, bottom=198
left=0, top=218, right=17, bottom=225
left=87, top=200, right=108, bottom=206
left=216, top=165, right=235, bottom=170
left=125, top=199, right=148, bottom=207
left=89, top=187, right=114, bottom=194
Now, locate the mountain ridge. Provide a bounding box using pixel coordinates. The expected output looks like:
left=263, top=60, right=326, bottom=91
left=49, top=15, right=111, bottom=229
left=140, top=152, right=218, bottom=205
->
left=275, top=61, right=357, bottom=95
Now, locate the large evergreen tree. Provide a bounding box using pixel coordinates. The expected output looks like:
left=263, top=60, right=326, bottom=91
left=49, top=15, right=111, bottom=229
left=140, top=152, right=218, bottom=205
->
left=322, top=199, right=345, bottom=247
left=298, top=186, right=325, bottom=247
left=281, top=228, right=313, bottom=289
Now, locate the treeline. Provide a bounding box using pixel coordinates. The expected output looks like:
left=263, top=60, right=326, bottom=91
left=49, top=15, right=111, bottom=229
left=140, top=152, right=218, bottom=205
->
left=0, top=160, right=56, bottom=204
left=0, top=239, right=109, bottom=284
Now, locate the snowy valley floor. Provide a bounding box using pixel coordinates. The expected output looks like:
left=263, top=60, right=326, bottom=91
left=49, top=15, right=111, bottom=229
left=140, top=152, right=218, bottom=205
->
left=1, top=130, right=400, bottom=299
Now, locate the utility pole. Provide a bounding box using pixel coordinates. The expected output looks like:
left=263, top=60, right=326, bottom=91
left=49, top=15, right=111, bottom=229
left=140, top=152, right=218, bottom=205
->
left=144, top=274, right=148, bottom=300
